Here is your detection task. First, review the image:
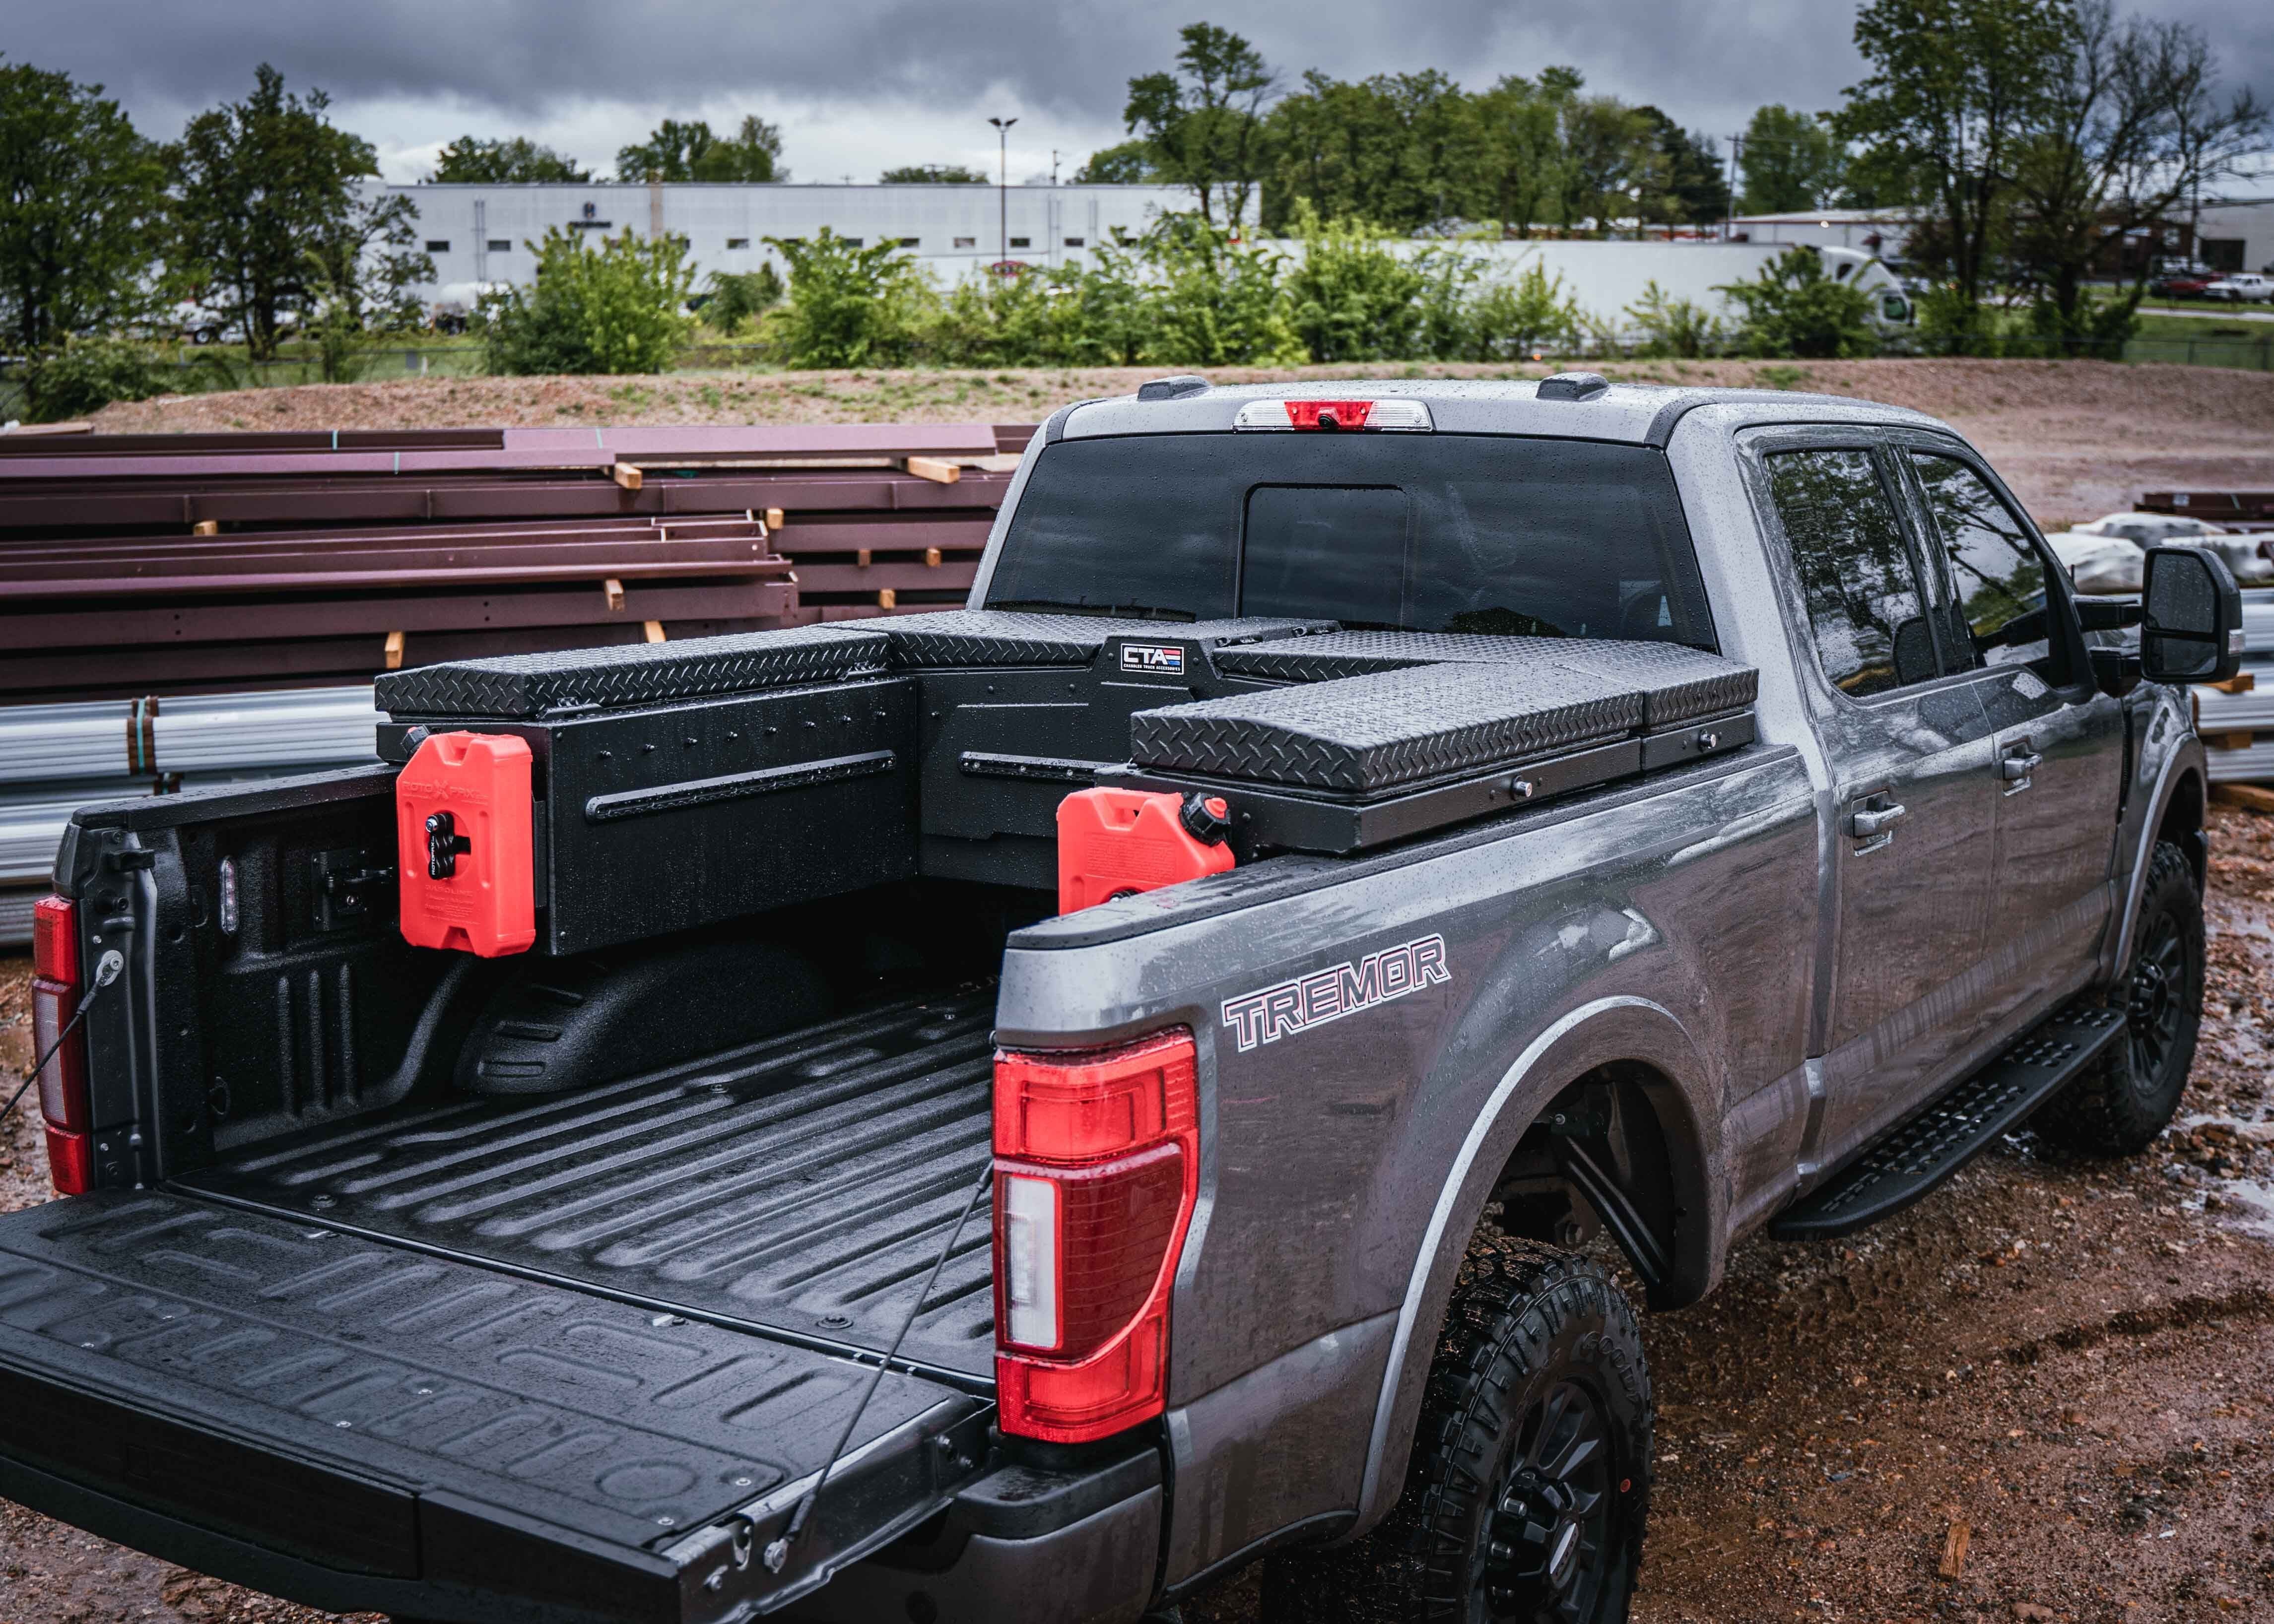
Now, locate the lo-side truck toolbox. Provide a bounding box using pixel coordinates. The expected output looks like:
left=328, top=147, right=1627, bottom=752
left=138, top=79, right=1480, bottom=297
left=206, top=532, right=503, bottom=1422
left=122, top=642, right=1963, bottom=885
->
left=1, top=376, right=2244, bottom=1624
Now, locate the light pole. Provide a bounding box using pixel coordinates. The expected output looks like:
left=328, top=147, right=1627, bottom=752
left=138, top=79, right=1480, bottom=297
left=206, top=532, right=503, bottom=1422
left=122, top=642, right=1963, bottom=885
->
left=988, top=116, right=1018, bottom=269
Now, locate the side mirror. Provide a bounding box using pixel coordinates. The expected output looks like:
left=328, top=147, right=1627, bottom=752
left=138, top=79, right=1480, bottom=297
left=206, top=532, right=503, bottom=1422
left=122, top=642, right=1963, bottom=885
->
left=2140, top=544, right=2245, bottom=685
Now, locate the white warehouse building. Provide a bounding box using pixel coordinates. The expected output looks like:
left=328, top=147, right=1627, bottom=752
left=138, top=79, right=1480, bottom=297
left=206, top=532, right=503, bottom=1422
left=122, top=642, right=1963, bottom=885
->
left=388, top=181, right=1230, bottom=295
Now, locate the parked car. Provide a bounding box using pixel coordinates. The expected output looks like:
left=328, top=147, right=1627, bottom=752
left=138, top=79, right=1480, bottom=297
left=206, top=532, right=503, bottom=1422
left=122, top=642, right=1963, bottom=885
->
left=2204, top=272, right=2272, bottom=303
left=0, top=378, right=2245, bottom=1624
left=2147, top=272, right=2217, bottom=299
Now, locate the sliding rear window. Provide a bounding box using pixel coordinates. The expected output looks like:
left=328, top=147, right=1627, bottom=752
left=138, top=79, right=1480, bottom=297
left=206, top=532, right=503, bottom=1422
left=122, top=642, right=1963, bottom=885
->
left=986, top=432, right=1716, bottom=647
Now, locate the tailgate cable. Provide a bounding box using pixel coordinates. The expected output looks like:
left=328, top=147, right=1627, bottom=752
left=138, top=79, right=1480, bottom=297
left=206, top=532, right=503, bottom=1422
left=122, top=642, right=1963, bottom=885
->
left=763, top=1157, right=994, bottom=1574
left=0, top=950, right=124, bottom=1131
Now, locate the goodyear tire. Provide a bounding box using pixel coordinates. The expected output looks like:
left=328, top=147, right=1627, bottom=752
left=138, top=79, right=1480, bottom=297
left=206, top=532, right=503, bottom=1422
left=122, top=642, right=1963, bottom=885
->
left=1263, top=1235, right=1652, bottom=1623
left=2042, top=839, right=2203, bottom=1156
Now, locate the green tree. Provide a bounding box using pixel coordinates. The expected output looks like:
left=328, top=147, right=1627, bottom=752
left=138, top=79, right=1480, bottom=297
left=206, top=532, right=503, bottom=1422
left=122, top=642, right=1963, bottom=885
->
left=879, top=163, right=987, bottom=184
left=1072, top=141, right=1156, bottom=183
left=1468, top=74, right=1576, bottom=235
left=1139, top=213, right=1302, bottom=364
left=616, top=115, right=785, bottom=182
left=429, top=135, right=591, bottom=183
left=1718, top=247, right=1879, bottom=357
left=0, top=59, right=169, bottom=354
left=170, top=64, right=417, bottom=360
left=1122, top=23, right=1276, bottom=228
left=482, top=227, right=693, bottom=373
left=20, top=333, right=169, bottom=421
left=1738, top=105, right=1846, bottom=213
left=1836, top=0, right=2069, bottom=324
left=1261, top=69, right=1480, bottom=234
left=1553, top=93, right=1666, bottom=232
left=1636, top=109, right=1729, bottom=226
left=1466, top=262, right=1582, bottom=357
left=763, top=227, right=930, bottom=366
left=701, top=263, right=784, bottom=333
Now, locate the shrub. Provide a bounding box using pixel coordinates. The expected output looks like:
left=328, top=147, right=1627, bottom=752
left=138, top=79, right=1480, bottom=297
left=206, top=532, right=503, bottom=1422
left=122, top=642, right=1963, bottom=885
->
left=1719, top=247, right=1878, bottom=359
left=482, top=227, right=694, bottom=375
left=763, top=229, right=931, bottom=367
left=1626, top=279, right=1724, bottom=358
left=1281, top=203, right=1427, bottom=363
left=1466, top=262, right=1583, bottom=359
left=21, top=333, right=170, bottom=419
left=1141, top=214, right=1302, bottom=367
left=703, top=264, right=784, bottom=334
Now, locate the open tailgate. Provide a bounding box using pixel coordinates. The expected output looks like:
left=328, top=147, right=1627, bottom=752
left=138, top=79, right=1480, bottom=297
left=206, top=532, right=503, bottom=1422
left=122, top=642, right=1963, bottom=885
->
left=0, top=1190, right=990, bottom=1624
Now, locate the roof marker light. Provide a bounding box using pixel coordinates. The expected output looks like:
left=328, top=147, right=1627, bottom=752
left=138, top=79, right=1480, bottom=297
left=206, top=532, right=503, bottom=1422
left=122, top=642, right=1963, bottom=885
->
left=1232, top=398, right=1433, bottom=432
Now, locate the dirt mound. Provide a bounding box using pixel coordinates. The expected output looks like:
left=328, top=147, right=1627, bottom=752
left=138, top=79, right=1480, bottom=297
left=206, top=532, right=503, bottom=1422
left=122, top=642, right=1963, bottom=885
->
left=84, top=358, right=2274, bottom=530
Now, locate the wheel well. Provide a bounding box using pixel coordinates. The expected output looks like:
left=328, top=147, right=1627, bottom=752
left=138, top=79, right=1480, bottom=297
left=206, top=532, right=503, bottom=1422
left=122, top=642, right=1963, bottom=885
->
left=2156, top=769, right=2207, bottom=895
left=1490, top=1060, right=1700, bottom=1309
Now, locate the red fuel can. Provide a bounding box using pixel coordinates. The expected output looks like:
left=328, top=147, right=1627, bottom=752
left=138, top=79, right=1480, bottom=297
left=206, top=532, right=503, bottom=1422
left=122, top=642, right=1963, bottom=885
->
left=1057, top=787, right=1235, bottom=914
left=396, top=731, right=536, bottom=956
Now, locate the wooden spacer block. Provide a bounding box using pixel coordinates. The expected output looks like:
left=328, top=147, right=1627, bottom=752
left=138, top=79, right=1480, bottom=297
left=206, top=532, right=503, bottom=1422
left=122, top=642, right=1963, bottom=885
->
left=603, top=578, right=626, bottom=612
left=643, top=620, right=667, bottom=643
left=2211, top=783, right=2274, bottom=814
left=2205, top=672, right=2258, bottom=694
left=902, top=456, right=960, bottom=485
left=2210, top=730, right=2256, bottom=751
left=383, top=631, right=405, bottom=671
left=856, top=548, right=872, bottom=569
left=924, top=547, right=942, bottom=568
left=192, top=519, right=219, bottom=536
left=611, top=462, right=643, bottom=491
left=764, top=507, right=786, bottom=530
left=878, top=589, right=897, bottom=609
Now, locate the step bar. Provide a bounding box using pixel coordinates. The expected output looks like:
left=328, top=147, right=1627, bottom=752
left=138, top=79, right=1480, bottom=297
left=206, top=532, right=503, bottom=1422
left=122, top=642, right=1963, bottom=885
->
left=1771, top=1001, right=2129, bottom=1242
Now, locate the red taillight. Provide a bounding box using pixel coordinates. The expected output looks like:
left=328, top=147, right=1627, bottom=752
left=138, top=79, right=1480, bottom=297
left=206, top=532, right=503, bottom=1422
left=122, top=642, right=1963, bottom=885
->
left=993, top=1029, right=1199, bottom=1442
left=30, top=896, right=92, bottom=1195
left=1283, top=398, right=1375, bottom=430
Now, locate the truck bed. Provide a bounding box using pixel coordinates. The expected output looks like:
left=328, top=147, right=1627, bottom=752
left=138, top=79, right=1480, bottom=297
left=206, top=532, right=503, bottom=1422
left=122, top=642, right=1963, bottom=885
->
left=177, top=987, right=1000, bottom=1384
left=0, top=988, right=1000, bottom=1622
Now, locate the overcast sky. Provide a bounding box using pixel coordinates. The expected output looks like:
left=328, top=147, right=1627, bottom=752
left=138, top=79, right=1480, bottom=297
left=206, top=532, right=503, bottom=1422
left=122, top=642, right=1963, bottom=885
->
left=7, top=0, right=2270, bottom=190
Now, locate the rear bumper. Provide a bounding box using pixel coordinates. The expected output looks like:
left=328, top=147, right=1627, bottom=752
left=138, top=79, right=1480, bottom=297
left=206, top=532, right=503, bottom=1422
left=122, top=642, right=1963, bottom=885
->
left=786, top=1443, right=1165, bottom=1624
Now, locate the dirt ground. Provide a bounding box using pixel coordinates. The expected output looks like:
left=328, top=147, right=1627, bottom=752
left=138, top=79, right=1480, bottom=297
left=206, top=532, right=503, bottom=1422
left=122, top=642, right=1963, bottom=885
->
left=83, top=357, right=2274, bottom=534
left=1, top=804, right=2270, bottom=1624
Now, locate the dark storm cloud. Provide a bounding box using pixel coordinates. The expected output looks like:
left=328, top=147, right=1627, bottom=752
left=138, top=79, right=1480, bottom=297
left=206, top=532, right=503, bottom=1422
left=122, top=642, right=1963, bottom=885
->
left=5, top=0, right=2267, bottom=155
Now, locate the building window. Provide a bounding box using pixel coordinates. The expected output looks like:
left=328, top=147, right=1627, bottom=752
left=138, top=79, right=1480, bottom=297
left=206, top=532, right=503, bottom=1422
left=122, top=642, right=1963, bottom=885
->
left=486, top=239, right=511, bottom=253
left=1008, top=236, right=1030, bottom=249
left=953, top=236, right=976, bottom=249
left=841, top=237, right=863, bottom=247
left=1064, top=237, right=1085, bottom=248
left=425, top=240, right=451, bottom=252
left=726, top=237, right=750, bottom=250
left=898, top=237, right=920, bottom=248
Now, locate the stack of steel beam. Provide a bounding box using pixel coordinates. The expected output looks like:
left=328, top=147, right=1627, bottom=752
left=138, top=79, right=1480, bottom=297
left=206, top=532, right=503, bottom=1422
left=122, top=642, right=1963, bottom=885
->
left=0, top=421, right=1033, bottom=939
left=2198, top=587, right=2274, bottom=784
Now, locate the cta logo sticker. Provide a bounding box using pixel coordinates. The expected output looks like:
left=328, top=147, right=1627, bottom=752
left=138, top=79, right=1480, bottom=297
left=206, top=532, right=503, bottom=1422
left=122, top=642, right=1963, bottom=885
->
left=1220, top=933, right=1451, bottom=1053
left=1119, top=643, right=1186, bottom=675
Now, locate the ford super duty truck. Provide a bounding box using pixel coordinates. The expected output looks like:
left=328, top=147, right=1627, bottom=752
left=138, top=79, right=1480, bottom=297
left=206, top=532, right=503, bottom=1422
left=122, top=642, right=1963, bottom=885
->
left=0, top=376, right=2247, bottom=1624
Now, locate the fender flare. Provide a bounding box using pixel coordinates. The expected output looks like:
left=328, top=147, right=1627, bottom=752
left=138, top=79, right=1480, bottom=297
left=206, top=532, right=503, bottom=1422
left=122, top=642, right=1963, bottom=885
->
left=2106, top=729, right=2207, bottom=982
left=1349, top=996, right=1723, bottom=1534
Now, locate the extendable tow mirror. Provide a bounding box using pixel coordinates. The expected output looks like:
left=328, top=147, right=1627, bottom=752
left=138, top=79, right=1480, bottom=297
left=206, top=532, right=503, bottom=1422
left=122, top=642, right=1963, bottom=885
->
left=2140, top=545, right=2245, bottom=686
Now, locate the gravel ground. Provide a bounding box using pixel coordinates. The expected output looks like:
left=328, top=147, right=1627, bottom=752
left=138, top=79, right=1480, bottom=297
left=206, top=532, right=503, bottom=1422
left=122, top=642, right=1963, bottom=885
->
left=82, top=358, right=2274, bottom=533
left=1, top=816, right=2269, bottom=1624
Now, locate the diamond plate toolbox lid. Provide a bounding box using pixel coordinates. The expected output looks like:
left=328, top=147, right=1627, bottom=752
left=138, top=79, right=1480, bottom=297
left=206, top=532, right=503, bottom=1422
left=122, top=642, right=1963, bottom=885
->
left=376, top=624, right=893, bottom=719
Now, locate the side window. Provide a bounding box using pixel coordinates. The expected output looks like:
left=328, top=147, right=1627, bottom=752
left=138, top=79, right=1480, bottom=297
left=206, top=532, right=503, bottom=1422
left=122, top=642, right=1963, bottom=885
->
left=1764, top=448, right=1938, bottom=698
left=1908, top=453, right=2052, bottom=674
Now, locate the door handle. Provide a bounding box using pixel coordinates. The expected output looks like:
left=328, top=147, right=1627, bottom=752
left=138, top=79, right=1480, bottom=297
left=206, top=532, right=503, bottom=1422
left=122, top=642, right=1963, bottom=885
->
left=2000, top=751, right=2043, bottom=782
left=1846, top=802, right=1907, bottom=839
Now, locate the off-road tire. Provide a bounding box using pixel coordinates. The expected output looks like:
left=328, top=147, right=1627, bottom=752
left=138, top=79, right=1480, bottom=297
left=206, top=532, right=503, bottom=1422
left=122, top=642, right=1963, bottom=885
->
left=2040, top=839, right=2203, bottom=1155
left=1261, top=1235, right=1652, bottom=1623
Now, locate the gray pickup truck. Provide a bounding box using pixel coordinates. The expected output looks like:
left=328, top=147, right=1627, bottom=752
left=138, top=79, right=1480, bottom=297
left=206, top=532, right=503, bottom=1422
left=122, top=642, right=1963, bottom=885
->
left=1, top=377, right=2247, bottom=1624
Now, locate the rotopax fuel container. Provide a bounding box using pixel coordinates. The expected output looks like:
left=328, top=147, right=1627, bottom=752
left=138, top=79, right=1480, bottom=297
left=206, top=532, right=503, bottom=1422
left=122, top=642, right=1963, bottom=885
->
left=396, top=731, right=536, bottom=956
left=1057, top=787, right=1234, bottom=914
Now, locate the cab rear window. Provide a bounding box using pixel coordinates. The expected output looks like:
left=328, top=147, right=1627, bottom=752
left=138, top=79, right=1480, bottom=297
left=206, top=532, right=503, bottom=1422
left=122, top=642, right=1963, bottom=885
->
left=986, top=432, right=1717, bottom=648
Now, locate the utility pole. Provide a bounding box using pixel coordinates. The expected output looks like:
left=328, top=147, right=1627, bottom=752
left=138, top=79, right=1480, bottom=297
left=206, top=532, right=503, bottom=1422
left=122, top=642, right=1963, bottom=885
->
left=1725, top=135, right=1741, bottom=241
left=1051, top=149, right=1061, bottom=187
left=988, top=117, right=1018, bottom=269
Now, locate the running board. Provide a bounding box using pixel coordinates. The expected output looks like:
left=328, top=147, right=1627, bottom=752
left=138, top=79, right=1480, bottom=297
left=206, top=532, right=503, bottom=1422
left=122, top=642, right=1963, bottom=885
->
left=1770, top=1001, right=2128, bottom=1242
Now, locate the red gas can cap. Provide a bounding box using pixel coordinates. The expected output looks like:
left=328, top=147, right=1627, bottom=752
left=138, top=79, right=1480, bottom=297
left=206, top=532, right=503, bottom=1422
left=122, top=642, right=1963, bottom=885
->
left=396, top=731, right=535, bottom=956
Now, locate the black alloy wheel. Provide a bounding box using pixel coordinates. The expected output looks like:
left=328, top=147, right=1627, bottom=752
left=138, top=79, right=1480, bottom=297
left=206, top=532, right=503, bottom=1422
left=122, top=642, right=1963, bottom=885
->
left=1477, top=1381, right=1616, bottom=1621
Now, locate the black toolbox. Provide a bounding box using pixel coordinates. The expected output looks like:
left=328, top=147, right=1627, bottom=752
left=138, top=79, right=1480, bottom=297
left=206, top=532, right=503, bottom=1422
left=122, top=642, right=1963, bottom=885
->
left=377, top=627, right=918, bottom=954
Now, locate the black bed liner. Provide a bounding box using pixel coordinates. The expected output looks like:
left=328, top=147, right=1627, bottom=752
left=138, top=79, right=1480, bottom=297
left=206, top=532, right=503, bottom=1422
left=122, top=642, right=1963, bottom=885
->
left=179, top=988, right=1000, bottom=1384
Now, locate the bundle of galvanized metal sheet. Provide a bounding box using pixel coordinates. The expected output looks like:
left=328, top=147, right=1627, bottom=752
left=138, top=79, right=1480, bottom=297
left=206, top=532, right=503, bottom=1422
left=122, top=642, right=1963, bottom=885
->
left=0, top=422, right=1031, bottom=941
left=2196, top=586, right=2274, bottom=784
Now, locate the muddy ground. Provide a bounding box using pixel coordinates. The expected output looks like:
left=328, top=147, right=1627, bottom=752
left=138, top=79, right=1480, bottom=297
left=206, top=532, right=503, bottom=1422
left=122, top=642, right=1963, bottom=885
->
left=3, top=806, right=2271, bottom=1624
left=82, top=357, right=2274, bottom=534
